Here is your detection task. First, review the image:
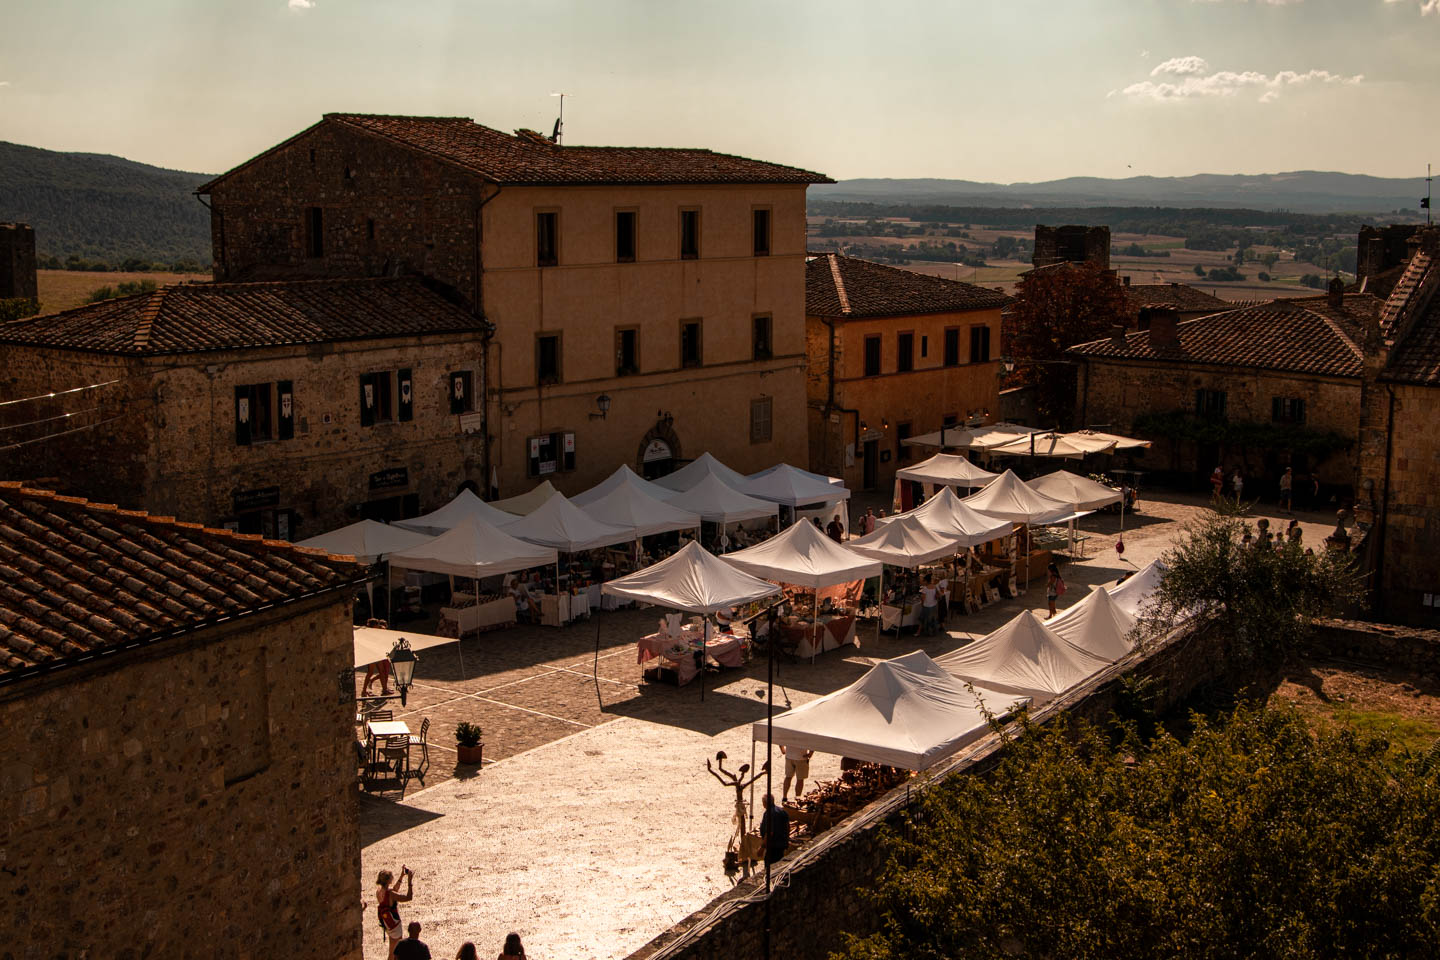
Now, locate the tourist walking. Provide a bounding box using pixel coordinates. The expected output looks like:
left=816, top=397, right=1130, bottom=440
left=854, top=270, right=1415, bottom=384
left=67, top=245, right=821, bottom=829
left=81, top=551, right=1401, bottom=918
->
left=862, top=508, right=877, bottom=535
left=498, top=933, right=527, bottom=959
left=1279, top=467, right=1293, bottom=514
left=781, top=744, right=813, bottom=801
left=826, top=515, right=845, bottom=543
left=1045, top=563, right=1065, bottom=620
left=394, top=922, right=431, bottom=960
left=760, top=793, right=790, bottom=866
left=1231, top=469, right=1245, bottom=502
left=376, top=867, right=415, bottom=960
left=918, top=576, right=939, bottom=636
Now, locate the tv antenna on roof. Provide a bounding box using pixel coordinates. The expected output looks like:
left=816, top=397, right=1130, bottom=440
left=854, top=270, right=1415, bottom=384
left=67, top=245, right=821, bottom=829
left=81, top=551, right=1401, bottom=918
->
left=550, top=92, right=569, bottom=145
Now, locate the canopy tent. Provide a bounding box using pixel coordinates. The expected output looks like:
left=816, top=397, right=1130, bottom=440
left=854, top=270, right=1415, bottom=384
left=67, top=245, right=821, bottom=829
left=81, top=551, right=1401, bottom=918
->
left=651, top=452, right=752, bottom=493
left=987, top=431, right=1118, bottom=460
left=750, top=651, right=1026, bottom=771
left=601, top=540, right=780, bottom=613
left=492, top=480, right=561, bottom=516
left=937, top=609, right=1111, bottom=705
left=742, top=463, right=851, bottom=506
left=570, top=464, right=679, bottom=507
left=895, top=453, right=999, bottom=489
left=396, top=489, right=516, bottom=536
left=297, top=520, right=433, bottom=564
left=961, top=469, right=1074, bottom=525
left=1027, top=470, right=1123, bottom=512
left=498, top=492, right=635, bottom=553
left=722, top=516, right=881, bottom=589
left=1106, top=559, right=1166, bottom=619
left=847, top=515, right=962, bottom=568
left=902, top=422, right=1042, bottom=450
left=1068, top=430, right=1152, bottom=452
left=352, top=626, right=460, bottom=669
left=664, top=472, right=779, bottom=523
left=1047, top=586, right=1138, bottom=662
left=748, top=463, right=844, bottom=489
left=575, top=480, right=702, bottom=539
left=389, top=515, right=557, bottom=579
left=877, top=487, right=1014, bottom=548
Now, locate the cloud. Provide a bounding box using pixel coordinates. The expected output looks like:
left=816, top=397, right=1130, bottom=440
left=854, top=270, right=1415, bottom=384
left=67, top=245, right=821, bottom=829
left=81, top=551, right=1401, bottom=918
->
left=0, top=81, right=9, bottom=87
left=1112, top=58, right=1363, bottom=102
left=288, top=0, right=314, bottom=9
left=1387, top=0, right=1440, bottom=13
left=1198, top=0, right=1438, bottom=9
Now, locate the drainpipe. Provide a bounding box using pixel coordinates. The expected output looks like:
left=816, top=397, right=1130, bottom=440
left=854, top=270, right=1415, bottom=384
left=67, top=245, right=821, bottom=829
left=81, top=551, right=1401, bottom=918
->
left=474, top=180, right=503, bottom=498
left=1373, top=384, right=1396, bottom=617
left=820, top=316, right=861, bottom=472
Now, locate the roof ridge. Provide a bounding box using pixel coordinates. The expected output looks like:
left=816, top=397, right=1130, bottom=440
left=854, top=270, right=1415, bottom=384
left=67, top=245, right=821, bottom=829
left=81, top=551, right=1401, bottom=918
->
left=827, top=254, right=852, bottom=316
left=1308, top=306, right=1365, bottom=362
left=131, top=285, right=171, bottom=351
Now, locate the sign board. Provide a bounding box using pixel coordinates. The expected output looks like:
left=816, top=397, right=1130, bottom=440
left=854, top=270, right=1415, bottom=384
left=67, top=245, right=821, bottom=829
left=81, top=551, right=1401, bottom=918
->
left=232, top=486, right=280, bottom=512
left=460, top=412, right=484, bottom=434
left=369, top=467, right=409, bottom=491
left=859, top=428, right=884, bottom=443
left=642, top=439, right=672, bottom=463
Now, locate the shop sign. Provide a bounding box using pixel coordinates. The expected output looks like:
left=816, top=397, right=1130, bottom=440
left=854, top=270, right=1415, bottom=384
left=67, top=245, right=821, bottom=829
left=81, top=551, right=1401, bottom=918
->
left=642, top=439, right=672, bottom=463
left=369, top=467, right=409, bottom=491
left=232, top=486, right=280, bottom=512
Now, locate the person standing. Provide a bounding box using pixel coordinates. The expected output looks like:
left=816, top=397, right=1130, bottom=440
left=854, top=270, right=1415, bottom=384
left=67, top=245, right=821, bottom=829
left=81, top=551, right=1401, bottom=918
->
left=918, top=576, right=939, bottom=637
left=862, top=508, right=877, bottom=535
left=936, top=572, right=950, bottom=623
left=760, top=793, right=790, bottom=866
left=1279, top=467, right=1293, bottom=514
left=1210, top=464, right=1224, bottom=500
left=826, top=515, right=845, bottom=543
left=780, top=744, right=813, bottom=801
left=394, top=922, right=431, bottom=960
left=376, top=868, right=415, bottom=960
left=1045, top=563, right=1064, bottom=620
left=498, top=933, right=527, bottom=960
left=456, top=945, right=478, bottom=960
left=1231, top=469, right=1245, bottom=502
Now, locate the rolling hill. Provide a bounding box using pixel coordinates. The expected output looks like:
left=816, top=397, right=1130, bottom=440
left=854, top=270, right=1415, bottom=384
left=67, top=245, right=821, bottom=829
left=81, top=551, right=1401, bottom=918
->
left=0, top=140, right=214, bottom=268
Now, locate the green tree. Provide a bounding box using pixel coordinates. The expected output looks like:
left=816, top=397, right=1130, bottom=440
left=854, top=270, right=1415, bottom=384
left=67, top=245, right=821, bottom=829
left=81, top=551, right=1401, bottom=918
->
left=1193, top=264, right=1206, bottom=278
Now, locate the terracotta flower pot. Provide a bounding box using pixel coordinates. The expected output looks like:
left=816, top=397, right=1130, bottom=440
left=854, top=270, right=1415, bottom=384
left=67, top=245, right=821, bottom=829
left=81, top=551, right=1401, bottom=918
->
left=456, top=743, right=485, bottom=765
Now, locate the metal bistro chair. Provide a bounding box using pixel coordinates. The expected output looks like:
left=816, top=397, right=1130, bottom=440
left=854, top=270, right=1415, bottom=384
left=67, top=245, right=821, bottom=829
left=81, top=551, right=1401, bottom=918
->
left=368, top=709, right=394, bottom=722
left=407, top=718, right=430, bottom=785
left=382, top=734, right=411, bottom=797
left=353, top=739, right=389, bottom=793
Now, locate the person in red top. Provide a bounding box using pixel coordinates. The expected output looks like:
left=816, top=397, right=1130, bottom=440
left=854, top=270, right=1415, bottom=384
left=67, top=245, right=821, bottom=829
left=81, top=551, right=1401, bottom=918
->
left=375, top=867, right=414, bottom=960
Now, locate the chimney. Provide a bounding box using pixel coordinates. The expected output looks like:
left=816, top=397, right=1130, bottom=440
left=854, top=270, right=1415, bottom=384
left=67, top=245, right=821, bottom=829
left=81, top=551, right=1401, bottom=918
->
left=1109, top=325, right=1127, bottom=348
left=1122, top=275, right=1131, bottom=287
left=1148, top=309, right=1179, bottom=350
left=1327, top=276, right=1344, bottom=308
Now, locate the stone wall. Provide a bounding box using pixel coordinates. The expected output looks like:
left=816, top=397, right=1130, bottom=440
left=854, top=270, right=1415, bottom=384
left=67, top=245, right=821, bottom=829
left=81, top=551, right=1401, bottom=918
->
left=1, top=594, right=361, bottom=960
left=1310, top=618, right=1440, bottom=672
left=1366, top=384, right=1440, bottom=625
left=0, top=221, right=39, bottom=301
left=1033, top=225, right=1110, bottom=271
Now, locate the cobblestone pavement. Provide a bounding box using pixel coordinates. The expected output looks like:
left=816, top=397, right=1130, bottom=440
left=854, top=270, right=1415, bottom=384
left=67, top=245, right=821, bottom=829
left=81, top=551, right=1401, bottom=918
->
left=359, top=491, right=1337, bottom=960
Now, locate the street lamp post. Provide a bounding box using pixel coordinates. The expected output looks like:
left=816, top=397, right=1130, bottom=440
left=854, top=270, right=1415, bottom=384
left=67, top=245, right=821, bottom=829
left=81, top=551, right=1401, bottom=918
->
left=386, top=638, right=418, bottom=707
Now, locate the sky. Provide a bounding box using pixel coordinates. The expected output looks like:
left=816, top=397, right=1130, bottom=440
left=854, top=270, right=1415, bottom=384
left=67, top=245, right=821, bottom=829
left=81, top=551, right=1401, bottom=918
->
left=0, top=0, right=1436, bottom=183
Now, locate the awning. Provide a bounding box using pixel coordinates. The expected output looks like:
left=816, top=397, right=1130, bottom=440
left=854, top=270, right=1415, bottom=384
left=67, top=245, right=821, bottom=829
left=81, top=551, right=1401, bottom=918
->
left=847, top=515, right=962, bottom=568
left=1047, top=586, right=1138, bottom=662
left=389, top=515, right=558, bottom=579
left=571, top=464, right=681, bottom=507
left=601, top=540, right=781, bottom=613
left=575, top=478, right=702, bottom=539
left=1027, top=470, right=1123, bottom=512
left=663, top=472, right=779, bottom=523
left=722, top=516, right=881, bottom=589
left=895, top=453, right=999, bottom=488
left=492, top=480, right=561, bottom=516
left=499, top=492, right=635, bottom=552
left=936, top=609, right=1111, bottom=706
left=901, top=422, right=1042, bottom=450
left=296, top=519, right=433, bottom=564
left=396, top=489, right=516, bottom=536
left=987, top=432, right=1118, bottom=460
left=651, top=452, right=752, bottom=493
left=742, top=463, right=851, bottom=506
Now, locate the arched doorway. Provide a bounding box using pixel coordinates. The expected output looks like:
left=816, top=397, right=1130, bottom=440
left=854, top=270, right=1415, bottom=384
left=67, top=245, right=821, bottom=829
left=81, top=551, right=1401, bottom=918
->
left=637, top=420, right=682, bottom=480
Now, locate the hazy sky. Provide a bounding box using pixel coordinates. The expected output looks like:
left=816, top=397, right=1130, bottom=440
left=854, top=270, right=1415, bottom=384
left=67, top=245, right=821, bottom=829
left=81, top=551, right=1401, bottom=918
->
left=1, top=0, right=1436, bottom=182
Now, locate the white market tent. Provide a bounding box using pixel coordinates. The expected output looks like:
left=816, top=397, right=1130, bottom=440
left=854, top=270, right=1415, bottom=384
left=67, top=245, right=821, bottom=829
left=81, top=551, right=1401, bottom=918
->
left=877, top=487, right=1014, bottom=548
left=896, top=453, right=999, bottom=489
left=1106, top=559, right=1167, bottom=619
left=396, top=489, right=516, bottom=536
left=750, top=651, right=1026, bottom=771
left=575, top=480, right=702, bottom=539
left=499, top=492, right=636, bottom=553
left=987, top=432, right=1118, bottom=460
left=847, top=515, right=962, bottom=568
left=492, top=480, right=561, bottom=516
left=962, top=469, right=1075, bottom=525
left=351, top=625, right=460, bottom=669
left=297, top=519, right=433, bottom=564
left=664, top=472, right=779, bottom=524
left=902, top=422, right=1041, bottom=450
left=601, top=540, right=780, bottom=613
left=748, top=463, right=844, bottom=489
left=652, top=452, right=752, bottom=493
left=1028, top=470, right=1123, bottom=512
left=1048, top=586, right=1138, bottom=662
left=721, top=516, right=881, bottom=589
left=389, top=515, right=557, bottom=579
left=1069, top=430, right=1152, bottom=452
left=937, top=609, right=1111, bottom=705
left=742, top=463, right=851, bottom=506
left=571, top=464, right=679, bottom=507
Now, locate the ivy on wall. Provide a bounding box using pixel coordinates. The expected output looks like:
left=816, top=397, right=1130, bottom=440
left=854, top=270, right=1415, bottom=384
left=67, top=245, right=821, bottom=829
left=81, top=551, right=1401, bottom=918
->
left=1132, top=409, right=1352, bottom=461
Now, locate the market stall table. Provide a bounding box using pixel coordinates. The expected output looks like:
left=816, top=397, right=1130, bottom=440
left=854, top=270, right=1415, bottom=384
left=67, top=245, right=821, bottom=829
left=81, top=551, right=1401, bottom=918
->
left=637, top=628, right=747, bottom=685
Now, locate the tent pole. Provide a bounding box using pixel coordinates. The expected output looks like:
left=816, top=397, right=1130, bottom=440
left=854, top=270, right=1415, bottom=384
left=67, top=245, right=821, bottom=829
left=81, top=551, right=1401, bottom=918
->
left=812, top=585, right=818, bottom=665
left=591, top=607, right=603, bottom=710
left=876, top=566, right=884, bottom=644
left=699, top=613, right=706, bottom=703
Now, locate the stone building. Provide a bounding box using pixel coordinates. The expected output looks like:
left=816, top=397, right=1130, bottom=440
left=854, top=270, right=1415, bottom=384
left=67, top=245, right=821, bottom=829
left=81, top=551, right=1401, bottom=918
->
left=805, top=253, right=1008, bottom=490
left=1354, top=228, right=1440, bottom=625
left=1356, top=223, right=1423, bottom=299
left=0, top=481, right=364, bottom=958
left=0, top=276, right=489, bottom=537
left=197, top=113, right=830, bottom=493
left=1121, top=278, right=1229, bottom=324
left=1067, top=285, right=1382, bottom=488
left=0, top=221, right=38, bottom=302
left=1032, top=224, right=1110, bottom=270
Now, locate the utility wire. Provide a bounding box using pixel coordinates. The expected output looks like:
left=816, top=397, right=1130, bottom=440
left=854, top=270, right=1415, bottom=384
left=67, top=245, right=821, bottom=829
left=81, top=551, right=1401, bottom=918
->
left=0, top=379, right=122, bottom=408
left=0, top=405, right=109, bottom=434
left=0, top=415, right=127, bottom=453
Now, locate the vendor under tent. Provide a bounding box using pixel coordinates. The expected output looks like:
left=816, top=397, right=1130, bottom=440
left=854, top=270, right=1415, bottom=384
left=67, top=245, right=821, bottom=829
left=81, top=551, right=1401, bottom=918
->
left=848, top=516, right=964, bottom=639
left=751, top=651, right=1027, bottom=771
left=651, top=452, right=752, bottom=493
left=962, top=470, right=1076, bottom=590
left=1106, top=559, right=1166, bottom=619
left=352, top=625, right=460, bottom=669
left=936, top=609, right=1111, bottom=706
left=742, top=463, right=851, bottom=507
left=492, top=480, right=561, bottom=516
left=901, top=421, right=1041, bottom=451
left=664, top=472, right=779, bottom=525
left=1047, top=587, right=1138, bottom=662
left=575, top=478, right=702, bottom=539
left=896, top=453, right=999, bottom=490
left=499, top=491, right=635, bottom=552
left=570, top=464, right=680, bottom=507
left=878, top=488, right=1014, bottom=618
left=987, top=431, right=1118, bottom=460
left=396, top=488, right=516, bottom=536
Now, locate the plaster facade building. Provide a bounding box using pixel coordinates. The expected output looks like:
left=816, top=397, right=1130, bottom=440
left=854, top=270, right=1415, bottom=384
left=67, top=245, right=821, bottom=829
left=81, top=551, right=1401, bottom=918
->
left=198, top=113, right=830, bottom=495
left=805, top=254, right=1008, bottom=490
left=0, top=276, right=489, bottom=537
left=0, top=482, right=364, bottom=958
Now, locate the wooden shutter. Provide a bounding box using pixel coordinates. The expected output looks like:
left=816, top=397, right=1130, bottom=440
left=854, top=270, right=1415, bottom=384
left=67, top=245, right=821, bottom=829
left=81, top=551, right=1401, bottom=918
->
left=449, top=371, right=465, bottom=415
left=359, top=373, right=376, bottom=427
left=277, top=380, right=294, bottom=440
left=397, top=369, right=414, bottom=422
left=234, top=386, right=252, bottom=446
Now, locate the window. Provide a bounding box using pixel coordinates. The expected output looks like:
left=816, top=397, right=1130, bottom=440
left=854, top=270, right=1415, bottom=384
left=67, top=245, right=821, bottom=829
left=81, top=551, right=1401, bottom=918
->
left=750, top=397, right=773, bottom=444
left=920, top=335, right=928, bottom=359
left=864, top=335, right=882, bottom=377
left=897, top=332, right=915, bottom=373
left=366, top=218, right=376, bottom=241
left=235, top=383, right=282, bottom=445
left=896, top=421, right=913, bottom=462
left=970, top=325, right=991, bottom=363
left=944, top=327, right=961, bottom=367
left=680, top=209, right=700, bottom=259
left=753, top=208, right=771, bottom=256
left=615, top=327, right=640, bottom=377
left=527, top=432, right=576, bottom=478
left=536, top=211, right=558, bottom=267
left=537, top=334, right=561, bottom=385
left=1272, top=396, right=1306, bottom=425
left=305, top=207, right=323, bottom=258
left=449, top=370, right=474, bottom=414
left=681, top=320, right=703, bottom=368
left=752, top=315, right=773, bottom=361
left=359, top=372, right=395, bottom=426
left=1195, top=389, right=1228, bottom=419
left=615, top=210, right=637, bottom=263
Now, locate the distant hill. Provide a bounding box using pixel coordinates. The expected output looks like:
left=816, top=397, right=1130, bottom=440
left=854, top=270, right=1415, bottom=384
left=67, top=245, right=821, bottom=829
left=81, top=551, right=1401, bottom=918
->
left=0, top=141, right=214, bottom=268
left=812, top=171, right=1428, bottom=215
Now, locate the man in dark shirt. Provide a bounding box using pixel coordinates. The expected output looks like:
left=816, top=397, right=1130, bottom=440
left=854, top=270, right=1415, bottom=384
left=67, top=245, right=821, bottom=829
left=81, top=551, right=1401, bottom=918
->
left=759, top=792, right=789, bottom=866
left=826, top=516, right=845, bottom=543
left=394, top=921, right=432, bottom=960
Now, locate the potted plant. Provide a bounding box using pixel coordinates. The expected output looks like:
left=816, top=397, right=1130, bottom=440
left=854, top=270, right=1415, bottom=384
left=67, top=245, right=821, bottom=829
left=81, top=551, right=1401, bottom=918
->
left=454, top=722, right=484, bottom=766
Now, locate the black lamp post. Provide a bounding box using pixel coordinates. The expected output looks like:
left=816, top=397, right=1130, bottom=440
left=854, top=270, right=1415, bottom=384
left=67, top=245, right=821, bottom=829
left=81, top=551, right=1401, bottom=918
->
left=387, top=638, right=418, bottom=707
left=590, top=393, right=612, bottom=420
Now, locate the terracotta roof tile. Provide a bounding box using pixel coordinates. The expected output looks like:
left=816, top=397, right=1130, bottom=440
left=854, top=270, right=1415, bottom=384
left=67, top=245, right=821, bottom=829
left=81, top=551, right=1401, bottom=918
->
left=1122, top=282, right=1229, bottom=313
left=0, top=483, right=362, bottom=683
left=0, top=276, right=485, bottom=356
left=806, top=254, right=1010, bottom=318
left=1385, top=255, right=1440, bottom=386
left=1068, top=294, right=1381, bottom=378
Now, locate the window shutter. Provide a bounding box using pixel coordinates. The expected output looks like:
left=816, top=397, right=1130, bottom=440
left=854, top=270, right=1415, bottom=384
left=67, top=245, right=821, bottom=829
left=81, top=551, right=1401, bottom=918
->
left=1295, top=399, right=1305, bottom=425
left=277, top=381, right=294, bottom=440
left=234, top=386, right=252, bottom=446
left=359, top=374, right=376, bottom=427
left=398, top=369, right=414, bottom=422
left=449, top=371, right=465, bottom=415
left=1195, top=389, right=1204, bottom=414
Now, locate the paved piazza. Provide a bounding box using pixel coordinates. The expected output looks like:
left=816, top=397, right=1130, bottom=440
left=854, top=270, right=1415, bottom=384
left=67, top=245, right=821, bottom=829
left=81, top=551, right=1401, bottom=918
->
left=359, top=492, right=1338, bottom=959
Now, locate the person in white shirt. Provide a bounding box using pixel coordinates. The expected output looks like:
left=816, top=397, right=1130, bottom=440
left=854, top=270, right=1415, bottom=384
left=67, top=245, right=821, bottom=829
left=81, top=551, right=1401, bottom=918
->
left=919, top=578, right=939, bottom=636
left=935, top=574, right=950, bottom=624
